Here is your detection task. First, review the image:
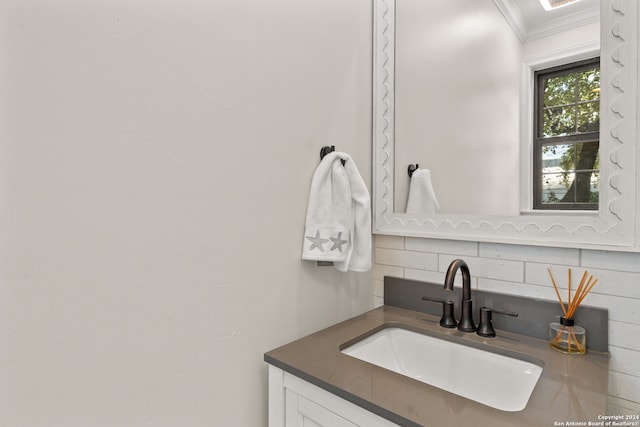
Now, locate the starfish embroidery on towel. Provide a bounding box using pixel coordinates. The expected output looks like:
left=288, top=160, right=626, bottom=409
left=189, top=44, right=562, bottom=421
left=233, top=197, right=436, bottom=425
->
left=329, top=232, right=348, bottom=253
left=306, top=231, right=329, bottom=252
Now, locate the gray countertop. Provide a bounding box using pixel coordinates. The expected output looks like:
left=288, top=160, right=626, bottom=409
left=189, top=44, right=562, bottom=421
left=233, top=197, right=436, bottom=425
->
left=264, top=305, right=610, bottom=427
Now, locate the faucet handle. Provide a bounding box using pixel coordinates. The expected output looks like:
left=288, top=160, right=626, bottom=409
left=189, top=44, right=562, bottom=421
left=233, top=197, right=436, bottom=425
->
left=477, top=307, right=518, bottom=338
left=422, top=296, right=458, bottom=328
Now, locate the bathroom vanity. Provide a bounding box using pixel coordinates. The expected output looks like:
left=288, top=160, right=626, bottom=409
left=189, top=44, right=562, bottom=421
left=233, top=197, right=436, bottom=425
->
left=264, top=279, right=610, bottom=427
left=264, top=1, right=634, bottom=423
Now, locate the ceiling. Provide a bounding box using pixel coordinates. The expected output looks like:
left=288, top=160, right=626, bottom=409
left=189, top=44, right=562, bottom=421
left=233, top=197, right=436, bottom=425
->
left=493, top=0, right=600, bottom=42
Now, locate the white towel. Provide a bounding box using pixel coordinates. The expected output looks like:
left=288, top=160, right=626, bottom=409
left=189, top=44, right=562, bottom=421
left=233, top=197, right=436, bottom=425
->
left=302, top=151, right=371, bottom=272
left=406, top=168, right=440, bottom=214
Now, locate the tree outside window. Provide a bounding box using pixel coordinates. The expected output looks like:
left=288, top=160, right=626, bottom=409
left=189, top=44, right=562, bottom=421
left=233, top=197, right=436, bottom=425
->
left=534, top=58, right=600, bottom=210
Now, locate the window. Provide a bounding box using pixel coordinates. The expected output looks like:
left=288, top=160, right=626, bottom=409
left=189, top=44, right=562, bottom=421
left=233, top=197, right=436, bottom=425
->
left=533, top=58, right=600, bottom=210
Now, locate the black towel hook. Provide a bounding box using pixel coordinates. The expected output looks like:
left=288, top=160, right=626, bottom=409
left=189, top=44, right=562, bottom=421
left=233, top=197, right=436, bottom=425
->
left=320, top=145, right=336, bottom=160
left=408, top=164, right=419, bottom=177
left=320, top=145, right=345, bottom=166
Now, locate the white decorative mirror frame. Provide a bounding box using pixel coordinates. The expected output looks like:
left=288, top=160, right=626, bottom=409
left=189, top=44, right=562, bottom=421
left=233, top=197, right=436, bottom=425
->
left=373, top=0, right=639, bottom=250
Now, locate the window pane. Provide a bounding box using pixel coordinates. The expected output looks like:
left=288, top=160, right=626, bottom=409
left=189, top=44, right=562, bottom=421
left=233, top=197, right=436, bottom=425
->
left=534, top=57, right=600, bottom=210
left=542, top=172, right=572, bottom=203
left=544, top=74, right=576, bottom=107
left=542, top=144, right=572, bottom=170
left=543, top=107, right=575, bottom=136
left=574, top=171, right=599, bottom=203
left=577, top=101, right=599, bottom=133
left=578, top=68, right=600, bottom=102
left=575, top=142, right=600, bottom=171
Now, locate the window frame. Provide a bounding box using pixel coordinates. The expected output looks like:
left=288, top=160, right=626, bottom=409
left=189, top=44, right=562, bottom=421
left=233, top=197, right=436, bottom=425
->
left=532, top=57, right=601, bottom=211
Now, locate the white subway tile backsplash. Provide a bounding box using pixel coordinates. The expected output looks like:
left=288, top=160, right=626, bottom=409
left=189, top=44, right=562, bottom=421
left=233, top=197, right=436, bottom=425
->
left=405, top=237, right=477, bottom=256
left=478, top=278, right=554, bottom=300
left=609, top=371, right=640, bottom=406
left=610, top=346, right=640, bottom=378
left=404, top=268, right=461, bottom=286
left=576, top=268, right=640, bottom=299
left=582, top=250, right=640, bottom=273
left=374, top=279, right=384, bottom=298
left=525, top=262, right=576, bottom=288
left=579, top=294, right=640, bottom=324
left=374, top=235, right=640, bottom=408
left=375, top=247, right=437, bottom=270
left=609, top=320, right=640, bottom=352
left=520, top=272, right=636, bottom=325
left=374, top=295, right=385, bottom=308
left=527, top=262, right=640, bottom=299
left=374, top=235, right=405, bottom=250
left=439, top=254, right=524, bottom=283
left=607, top=396, right=640, bottom=414
left=480, top=242, right=580, bottom=265
left=374, top=263, right=404, bottom=281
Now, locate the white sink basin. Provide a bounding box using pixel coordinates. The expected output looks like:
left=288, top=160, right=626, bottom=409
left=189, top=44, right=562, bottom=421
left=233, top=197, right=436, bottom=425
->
left=341, top=327, right=543, bottom=412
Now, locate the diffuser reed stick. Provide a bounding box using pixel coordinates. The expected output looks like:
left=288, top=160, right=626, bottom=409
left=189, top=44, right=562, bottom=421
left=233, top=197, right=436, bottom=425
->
left=547, top=267, right=598, bottom=354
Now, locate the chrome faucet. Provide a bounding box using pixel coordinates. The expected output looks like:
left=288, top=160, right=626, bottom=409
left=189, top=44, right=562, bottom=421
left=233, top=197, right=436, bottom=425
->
left=444, top=259, right=476, bottom=332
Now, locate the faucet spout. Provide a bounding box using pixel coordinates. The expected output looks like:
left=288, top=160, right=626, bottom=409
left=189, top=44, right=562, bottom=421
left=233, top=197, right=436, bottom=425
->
left=444, top=259, right=471, bottom=299
left=444, top=259, right=476, bottom=332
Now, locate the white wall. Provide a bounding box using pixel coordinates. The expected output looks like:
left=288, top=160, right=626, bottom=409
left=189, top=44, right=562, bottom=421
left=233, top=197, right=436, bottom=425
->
left=0, top=1, right=373, bottom=425
left=374, top=235, right=640, bottom=414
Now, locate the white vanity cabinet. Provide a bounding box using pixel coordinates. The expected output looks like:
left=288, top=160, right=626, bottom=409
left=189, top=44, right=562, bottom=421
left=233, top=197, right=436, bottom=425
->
left=268, top=365, right=401, bottom=427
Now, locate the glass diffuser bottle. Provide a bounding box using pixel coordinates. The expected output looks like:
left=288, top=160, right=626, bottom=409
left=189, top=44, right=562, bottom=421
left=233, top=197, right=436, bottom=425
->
left=549, top=316, right=586, bottom=355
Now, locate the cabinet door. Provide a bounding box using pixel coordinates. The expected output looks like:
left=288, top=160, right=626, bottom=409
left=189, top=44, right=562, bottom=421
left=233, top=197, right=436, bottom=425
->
left=286, top=389, right=358, bottom=427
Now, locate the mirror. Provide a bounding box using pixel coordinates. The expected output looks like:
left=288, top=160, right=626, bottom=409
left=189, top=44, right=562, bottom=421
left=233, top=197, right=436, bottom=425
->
left=393, top=0, right=528, bottom=215
left=372, top=0, right=639, bottom=249
left=394, top=0, right=599, bottom=215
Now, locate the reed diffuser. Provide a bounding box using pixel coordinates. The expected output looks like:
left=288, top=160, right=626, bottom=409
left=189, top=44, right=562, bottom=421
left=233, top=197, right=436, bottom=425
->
left=547, top=268, right=599, bottom=355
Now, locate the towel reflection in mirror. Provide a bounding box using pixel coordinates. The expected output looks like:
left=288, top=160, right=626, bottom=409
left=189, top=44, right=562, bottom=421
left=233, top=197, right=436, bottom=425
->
left=406, top=168, right=440, bottom=214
